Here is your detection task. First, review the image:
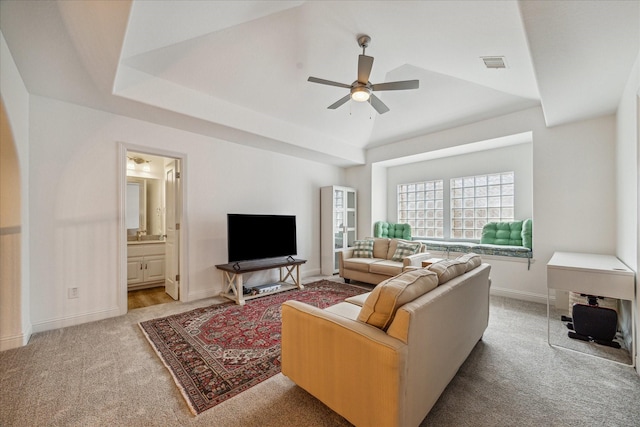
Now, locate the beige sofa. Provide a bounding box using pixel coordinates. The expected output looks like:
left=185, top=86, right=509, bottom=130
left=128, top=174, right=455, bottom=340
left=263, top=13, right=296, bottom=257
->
left=339, top=238, right=433, bottom=285
left=282, top=256, right=491, bottom=427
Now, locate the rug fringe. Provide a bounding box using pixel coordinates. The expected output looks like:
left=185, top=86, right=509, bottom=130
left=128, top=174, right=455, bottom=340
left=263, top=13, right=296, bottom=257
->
left=138, top=323, right=199, bottom=416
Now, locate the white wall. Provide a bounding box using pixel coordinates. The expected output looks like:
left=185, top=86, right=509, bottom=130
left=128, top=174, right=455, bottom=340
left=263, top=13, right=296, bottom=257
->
left=0, top=32, right=31, bottom=349
left=351, top=106, right=617, bottom=303
left=345, top=163, right=382, bottom=239
left=27, top=95, right=344, bottom=332
left=616, top=58, right=639, bottom=271
left=615, top=49, right=639, bottom=371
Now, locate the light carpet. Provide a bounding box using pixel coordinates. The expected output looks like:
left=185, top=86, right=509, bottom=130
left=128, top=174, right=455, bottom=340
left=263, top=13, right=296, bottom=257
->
left=1, top=281, right=639, bottom=426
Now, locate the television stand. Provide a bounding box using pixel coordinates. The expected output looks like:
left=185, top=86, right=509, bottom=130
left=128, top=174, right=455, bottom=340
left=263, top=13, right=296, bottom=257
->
left=215, top=257, right=307, bottom=305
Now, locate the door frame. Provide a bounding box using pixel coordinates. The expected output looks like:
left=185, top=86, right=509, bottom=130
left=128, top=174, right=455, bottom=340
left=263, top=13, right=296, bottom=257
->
left=118, top=143, right=188, bottom=314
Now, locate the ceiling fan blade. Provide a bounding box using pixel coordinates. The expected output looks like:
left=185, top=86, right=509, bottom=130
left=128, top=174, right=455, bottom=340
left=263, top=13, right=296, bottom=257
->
left=357, top=55, right=374, bottom=83
left=371, top=80, right=420, bottom=91
left=369, top=94, right=390, bottom=114
left=328, top=94, right=352, bottom=110
left=308, top=77, right=351, bottom=89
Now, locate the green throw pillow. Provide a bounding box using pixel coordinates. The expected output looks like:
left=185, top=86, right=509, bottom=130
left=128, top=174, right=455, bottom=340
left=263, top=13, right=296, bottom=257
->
left=391, top=241, right=421, bottom=261
left=521, top=218, right=533, bottom=249
left=352, top=239, right=374, bottom=258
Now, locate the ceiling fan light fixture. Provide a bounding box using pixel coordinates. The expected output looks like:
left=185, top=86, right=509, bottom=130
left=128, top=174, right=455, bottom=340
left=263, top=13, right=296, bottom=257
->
left=307, top=34, right=418, bottom=114
left=351, top=86, right=370, bottom=102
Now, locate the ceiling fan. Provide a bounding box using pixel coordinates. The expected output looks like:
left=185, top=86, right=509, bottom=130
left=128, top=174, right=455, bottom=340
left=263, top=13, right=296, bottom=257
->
left=307, top=34, right=419, bottom=114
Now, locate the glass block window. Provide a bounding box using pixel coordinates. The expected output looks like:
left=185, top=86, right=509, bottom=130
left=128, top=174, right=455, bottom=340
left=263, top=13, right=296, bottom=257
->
left=397, top=180, right=444, bottom=239
left=450, top=172, right=514, bottom=239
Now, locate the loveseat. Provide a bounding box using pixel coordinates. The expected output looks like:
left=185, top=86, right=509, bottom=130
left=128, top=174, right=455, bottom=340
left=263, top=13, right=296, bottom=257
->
left=282, top=255, right=491, bottom=427
left=339, top=238, right=432, bottom=285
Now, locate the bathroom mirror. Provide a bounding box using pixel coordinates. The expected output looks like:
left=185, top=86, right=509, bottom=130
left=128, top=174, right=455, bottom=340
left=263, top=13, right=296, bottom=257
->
left=126, top=177, right=164, bottom=236
left=126, top=180, right=143, bottom=231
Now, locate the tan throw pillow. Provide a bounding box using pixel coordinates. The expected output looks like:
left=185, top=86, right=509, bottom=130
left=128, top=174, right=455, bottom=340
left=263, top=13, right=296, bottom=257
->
left=357, top=269, right=438, bottom=330
left=370, top=238, right=391, bottom=259
left=428, top=259, right=467, bottom=285
left=456, top=253, right=482, bottom=272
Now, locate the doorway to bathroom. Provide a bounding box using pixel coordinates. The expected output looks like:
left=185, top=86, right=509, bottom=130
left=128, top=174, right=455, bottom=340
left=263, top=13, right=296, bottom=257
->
left=123, top=149, right=184, bottom=310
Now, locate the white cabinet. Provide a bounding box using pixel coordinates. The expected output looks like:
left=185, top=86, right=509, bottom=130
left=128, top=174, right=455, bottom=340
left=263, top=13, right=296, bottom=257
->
left=127, top=243, right=166, bottom=290
left=321, top=186, right=357, bottom=275
left=127, top=256, right=145, bottom=284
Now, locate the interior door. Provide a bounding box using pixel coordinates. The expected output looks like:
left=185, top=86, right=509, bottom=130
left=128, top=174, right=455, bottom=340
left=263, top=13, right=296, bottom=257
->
left=164, top=160, right=180, bottom=300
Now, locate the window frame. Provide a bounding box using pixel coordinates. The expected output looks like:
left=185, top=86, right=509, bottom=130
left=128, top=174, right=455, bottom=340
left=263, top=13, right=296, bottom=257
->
left=397, top=179, right=445, bottom=239
left=450, top=171, right=515, bottom=240
left=396, top=171, right=515, bottom=241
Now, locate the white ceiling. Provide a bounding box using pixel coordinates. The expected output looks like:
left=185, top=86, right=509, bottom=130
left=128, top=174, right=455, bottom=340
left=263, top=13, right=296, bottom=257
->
left=1, top=0, right=638, bottom=166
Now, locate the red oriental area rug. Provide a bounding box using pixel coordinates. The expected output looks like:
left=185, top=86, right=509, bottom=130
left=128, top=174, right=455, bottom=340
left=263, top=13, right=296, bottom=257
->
left=139, top=280, right=368, bottom=415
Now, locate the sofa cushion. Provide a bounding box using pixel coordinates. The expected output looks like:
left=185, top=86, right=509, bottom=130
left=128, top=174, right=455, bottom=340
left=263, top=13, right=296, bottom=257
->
left=357, top=268, right=439, bottom=330
left=428, top=259, right=467, bottom=285
left=369, top=260, right=404, bottom=276
left=370, top=238, right=391, bottom=259
left=389, top=240, right=422, bottom=261
left=343, top=257, right=382, bottom=273
left=456, top=253, right=482, bottom=272
left=344, top=292, right=370, bottom=307
left=325, top=301, right=362, bottom=320
left=352, top=239, right=374, bottom=258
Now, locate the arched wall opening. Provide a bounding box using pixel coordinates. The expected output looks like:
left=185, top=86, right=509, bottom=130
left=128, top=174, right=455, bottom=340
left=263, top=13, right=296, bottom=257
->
left=0, top=98, right=23, bottom=350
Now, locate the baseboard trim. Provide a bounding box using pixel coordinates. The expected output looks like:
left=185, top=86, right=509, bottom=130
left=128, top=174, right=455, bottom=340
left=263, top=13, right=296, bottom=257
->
left=0, top=330, right=29, bottom=351
left=31, top=307, right=121, bottom=334
left=187, top=288, right=220, bottom=302
left=490, top=286, right=549, bottom=305
left=304, top=267, right=322, bottom=277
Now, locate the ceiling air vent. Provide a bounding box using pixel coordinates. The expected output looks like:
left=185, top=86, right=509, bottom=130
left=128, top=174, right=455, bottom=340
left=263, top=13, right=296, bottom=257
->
left=481, top=56, right=507, bottom=69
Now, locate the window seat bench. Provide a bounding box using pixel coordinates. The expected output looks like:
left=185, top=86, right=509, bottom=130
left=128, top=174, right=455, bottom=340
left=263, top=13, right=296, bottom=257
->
left=414, top=219, right=533, bottom=269
left=415, top=239, right=533, bottom=268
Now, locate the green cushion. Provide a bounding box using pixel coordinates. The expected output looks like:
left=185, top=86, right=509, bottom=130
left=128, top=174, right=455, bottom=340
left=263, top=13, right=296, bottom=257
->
left=480, top=221, right=525, bottom=246
left=521, top=218, right=533, bottom=249
left=374, top=221, right=412, bottom=240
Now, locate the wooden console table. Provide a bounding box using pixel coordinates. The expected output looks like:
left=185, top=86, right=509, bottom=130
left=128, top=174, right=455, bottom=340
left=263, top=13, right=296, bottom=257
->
left=215, top=257, right=307, bottom=305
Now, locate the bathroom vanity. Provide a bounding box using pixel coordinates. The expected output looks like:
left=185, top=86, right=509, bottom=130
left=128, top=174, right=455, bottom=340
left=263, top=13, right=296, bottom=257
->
left=127, top=240, right=166, bottom=290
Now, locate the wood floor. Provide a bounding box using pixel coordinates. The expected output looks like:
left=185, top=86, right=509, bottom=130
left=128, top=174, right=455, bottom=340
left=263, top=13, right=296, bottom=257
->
left=128, top=286, right=175, bottom=310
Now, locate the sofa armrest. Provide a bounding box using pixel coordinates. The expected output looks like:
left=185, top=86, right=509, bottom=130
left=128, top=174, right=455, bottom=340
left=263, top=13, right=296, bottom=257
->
left=402, top=251, right=433, bottom=267
left=338, top=249, right=354, bottom=276
left=340, top=248, right=355, bottom=260
left=282, top=300, right=407, bottom=427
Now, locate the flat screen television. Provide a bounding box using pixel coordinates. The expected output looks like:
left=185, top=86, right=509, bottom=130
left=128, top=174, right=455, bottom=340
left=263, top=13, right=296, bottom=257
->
left=227, top=214, right=297, bottom=263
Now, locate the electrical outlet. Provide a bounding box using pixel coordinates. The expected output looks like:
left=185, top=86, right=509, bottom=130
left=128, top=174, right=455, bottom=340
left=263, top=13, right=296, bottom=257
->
left=68, top=287, right=79, bottom=299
